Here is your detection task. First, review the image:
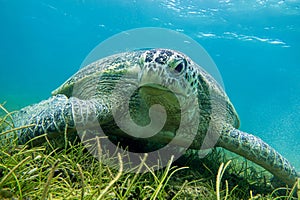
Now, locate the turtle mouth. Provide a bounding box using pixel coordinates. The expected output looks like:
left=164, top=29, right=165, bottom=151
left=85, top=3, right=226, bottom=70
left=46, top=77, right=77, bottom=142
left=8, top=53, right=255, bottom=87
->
left=139, top=84, right=185, bottom=97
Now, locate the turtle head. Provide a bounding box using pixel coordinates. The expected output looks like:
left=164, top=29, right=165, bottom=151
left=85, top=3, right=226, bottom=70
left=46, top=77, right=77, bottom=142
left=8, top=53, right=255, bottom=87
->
left=138, top=48, right=240, bottom=129
left=138, top=49, right=197, bottom=99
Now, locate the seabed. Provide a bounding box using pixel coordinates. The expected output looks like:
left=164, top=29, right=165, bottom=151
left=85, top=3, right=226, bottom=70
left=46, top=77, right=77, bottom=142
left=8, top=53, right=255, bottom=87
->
left=0, top=103, right=299, bottom=199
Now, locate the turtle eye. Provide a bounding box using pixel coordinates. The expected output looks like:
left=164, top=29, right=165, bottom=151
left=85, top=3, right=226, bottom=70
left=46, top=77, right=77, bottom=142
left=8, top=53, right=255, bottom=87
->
left=172, top=59, right=187, bottom=74
left=174, top=62, right=184, bottom=73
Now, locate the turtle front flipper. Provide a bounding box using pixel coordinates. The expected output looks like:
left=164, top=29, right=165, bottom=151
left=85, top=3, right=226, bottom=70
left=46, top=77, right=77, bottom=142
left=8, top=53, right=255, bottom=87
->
left=10, top=94, right=110, bottom=146
left=217, top=124, right=299, bottom=187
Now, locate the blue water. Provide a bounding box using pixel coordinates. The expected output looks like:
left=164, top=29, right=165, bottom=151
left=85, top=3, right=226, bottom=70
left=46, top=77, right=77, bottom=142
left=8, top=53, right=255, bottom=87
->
left=0, top=0, right=299, bottom=169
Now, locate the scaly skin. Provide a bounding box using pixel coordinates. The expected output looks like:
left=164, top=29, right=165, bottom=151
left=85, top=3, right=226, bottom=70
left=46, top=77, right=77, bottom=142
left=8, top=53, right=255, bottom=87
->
left=3, top=49, right=299, bottom=186
left=218, top=124, right=299, bottom=186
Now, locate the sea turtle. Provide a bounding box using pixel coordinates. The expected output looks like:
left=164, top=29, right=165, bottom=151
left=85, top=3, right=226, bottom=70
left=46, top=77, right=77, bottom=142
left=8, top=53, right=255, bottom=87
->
left=2, top=48, right=299, bottom=186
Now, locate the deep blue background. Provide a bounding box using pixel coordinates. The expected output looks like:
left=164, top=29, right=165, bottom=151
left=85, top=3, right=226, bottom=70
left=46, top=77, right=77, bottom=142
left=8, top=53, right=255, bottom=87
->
left=1, top=0, right=299, bottom=168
